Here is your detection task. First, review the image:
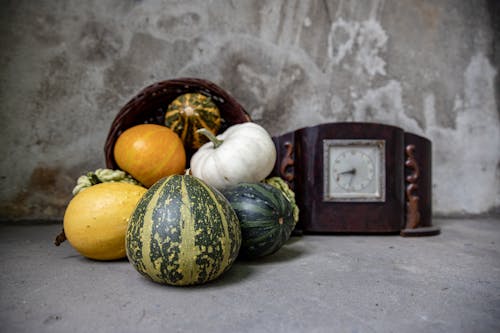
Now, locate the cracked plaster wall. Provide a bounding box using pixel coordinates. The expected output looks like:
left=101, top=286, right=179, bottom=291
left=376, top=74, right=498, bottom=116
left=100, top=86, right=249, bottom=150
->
left=0, top=0, right=498, bottom=220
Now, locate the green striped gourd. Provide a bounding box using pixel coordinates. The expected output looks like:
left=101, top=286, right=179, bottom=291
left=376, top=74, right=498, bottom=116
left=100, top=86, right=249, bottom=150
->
left=126, top=175, right=241, bottom=286
left=164, top=93, right=221, bottom=149
left=223, top=182, right=295, bottom=259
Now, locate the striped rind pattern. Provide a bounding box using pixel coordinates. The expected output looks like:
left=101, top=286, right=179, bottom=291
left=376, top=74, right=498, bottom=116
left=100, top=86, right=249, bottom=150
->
left=165, top=93, right=221, bottom=149
left=223, top=183, right=295, bottom=259
left=126, top=175, right=241, bottom=286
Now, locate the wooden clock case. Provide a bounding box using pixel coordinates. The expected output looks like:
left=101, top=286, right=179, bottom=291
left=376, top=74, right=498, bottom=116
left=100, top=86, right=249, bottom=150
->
left=271, top=122, right=440, bottom=237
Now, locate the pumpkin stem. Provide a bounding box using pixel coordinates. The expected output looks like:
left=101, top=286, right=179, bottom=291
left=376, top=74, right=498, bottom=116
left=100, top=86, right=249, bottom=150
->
left=197, top=128, right=224, bottom=149
left=54, top=228, right=66, bottom=246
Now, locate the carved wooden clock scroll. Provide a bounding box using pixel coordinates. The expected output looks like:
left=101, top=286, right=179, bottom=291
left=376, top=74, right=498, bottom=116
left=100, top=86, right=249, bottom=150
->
left=272, top=122, right=440, bottom=237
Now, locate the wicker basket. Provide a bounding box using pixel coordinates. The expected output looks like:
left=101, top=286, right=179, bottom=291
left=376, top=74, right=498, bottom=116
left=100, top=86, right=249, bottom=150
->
left=104, top=78, right=251, bottom=169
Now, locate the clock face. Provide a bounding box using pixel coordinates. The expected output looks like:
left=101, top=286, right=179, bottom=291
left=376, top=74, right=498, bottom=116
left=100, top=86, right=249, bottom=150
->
left=323, top=139, right=385, bottom=202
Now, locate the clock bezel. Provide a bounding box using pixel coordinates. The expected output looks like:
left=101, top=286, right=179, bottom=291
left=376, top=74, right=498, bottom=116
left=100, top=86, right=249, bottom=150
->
left=323, top=139, right=386, bottom=202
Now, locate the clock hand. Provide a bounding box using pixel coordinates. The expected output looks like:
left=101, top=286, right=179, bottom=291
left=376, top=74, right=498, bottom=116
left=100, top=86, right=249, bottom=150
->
left=348, top=172, right=355, bottom=188
left=339, top=168, right=356, bottom=175
left=336, top=168, right=356, bottom=183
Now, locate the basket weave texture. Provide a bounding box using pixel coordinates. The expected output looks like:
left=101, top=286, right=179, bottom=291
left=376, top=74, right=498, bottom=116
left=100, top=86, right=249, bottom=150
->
left=104, top=78, right=251, bottom=169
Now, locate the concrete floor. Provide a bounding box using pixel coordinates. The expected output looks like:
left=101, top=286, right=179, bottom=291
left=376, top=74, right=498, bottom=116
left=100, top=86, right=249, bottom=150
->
left=0, top=218, right=499, bottom=333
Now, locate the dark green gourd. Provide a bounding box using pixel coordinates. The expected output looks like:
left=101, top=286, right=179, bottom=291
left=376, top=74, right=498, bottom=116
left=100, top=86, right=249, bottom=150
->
left=223, top=183, right=295, bottom=259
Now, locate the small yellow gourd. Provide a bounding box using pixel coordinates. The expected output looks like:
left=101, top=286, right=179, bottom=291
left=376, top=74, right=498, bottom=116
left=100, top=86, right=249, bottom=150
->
left=63, top=182, right=146, bottom=260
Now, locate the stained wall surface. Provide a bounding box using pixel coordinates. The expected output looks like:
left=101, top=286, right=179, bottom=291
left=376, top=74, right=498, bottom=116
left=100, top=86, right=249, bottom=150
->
left=0, top=0, right=498, bottom=220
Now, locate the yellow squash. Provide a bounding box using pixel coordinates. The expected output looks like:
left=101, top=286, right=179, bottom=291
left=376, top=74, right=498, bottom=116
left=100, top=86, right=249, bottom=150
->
left=63, top=182, right=146, bottom=260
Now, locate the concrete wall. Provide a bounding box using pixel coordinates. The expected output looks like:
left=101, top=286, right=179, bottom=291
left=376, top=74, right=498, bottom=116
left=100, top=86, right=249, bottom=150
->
left=0, top=0, right=498, bottom=221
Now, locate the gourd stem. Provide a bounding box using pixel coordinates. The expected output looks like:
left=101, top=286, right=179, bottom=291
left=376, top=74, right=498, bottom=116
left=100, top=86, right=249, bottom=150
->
left=54, top=228, right=66, bottom=246
left=88, top=173, right=102, bottom=185
left=197, top=128, right=224, bottom=149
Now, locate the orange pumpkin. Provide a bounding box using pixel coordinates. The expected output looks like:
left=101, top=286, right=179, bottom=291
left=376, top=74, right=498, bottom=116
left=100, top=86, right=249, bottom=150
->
left=113, top=124, right=186, bottom=187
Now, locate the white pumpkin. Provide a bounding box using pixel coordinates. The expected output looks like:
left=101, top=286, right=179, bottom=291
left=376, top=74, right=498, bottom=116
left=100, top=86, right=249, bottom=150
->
left=190, top=122, right=277, bottom=190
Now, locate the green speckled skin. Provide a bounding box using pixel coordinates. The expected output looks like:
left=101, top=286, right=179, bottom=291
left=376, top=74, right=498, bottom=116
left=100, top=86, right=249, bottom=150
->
left=126, top=175, right=241, bottom=286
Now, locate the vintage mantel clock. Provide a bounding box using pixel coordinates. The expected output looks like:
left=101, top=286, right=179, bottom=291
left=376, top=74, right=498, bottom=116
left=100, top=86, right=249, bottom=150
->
left=271, top=122, right=440, bottom=237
